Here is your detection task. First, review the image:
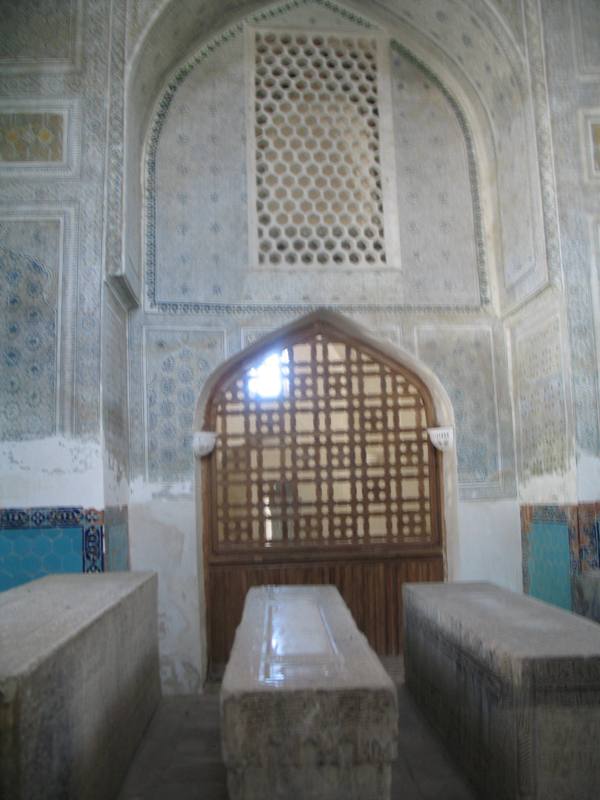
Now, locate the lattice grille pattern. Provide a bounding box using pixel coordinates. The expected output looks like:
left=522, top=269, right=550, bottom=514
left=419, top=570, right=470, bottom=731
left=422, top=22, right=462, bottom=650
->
left=210, top=331, right=436, bottom=550
left=253, top=29, right=386, bottom=267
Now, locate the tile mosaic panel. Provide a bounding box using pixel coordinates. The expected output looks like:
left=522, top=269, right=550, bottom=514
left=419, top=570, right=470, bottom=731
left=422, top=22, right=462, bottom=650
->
left=415, top=326, right=501, bottom=490
left=579, top=111, right=600, bottom=181
left=144, top=328, right=226, bottom=482
left=0, top=112, right=63, bottom=163
left=69, top=0, right=112, bottom=436
left=152, top=32, right=248, bottom=307
left=572, top=0, right=600, bottom=77
left=1, top=0, right=114, bottom=438
left=521, top=504, right=600, bottom=611
left=542, top=0, right=600, bottom=456
left=0, top=0, right=79, bottom=69
left=521, top=506, right=576, bottom=611
left=385, top=0, right=550, bottom=307
left=513, top=315, right=568, bottom=481
left=146, top=0, right=505, bottom=313
left=0, top=507, right=104, bottom=592
left=0, top=101, right=80, bottom=177
left=0, top=527, right=82, bottom=592
left=140, top=0, right=554, bottom=315
left=577, top=502, right=600, bottom=572
left=258, top=2, right=369, bottom=33
left=516, top=0, right=561, bottom=305
left=103, top=0, right=131, bottom=303
left=0, top=218, right=61, bottom=440
left=494, top=0, right=526, bottom=50
left=390, top=41, right=483, bottom=307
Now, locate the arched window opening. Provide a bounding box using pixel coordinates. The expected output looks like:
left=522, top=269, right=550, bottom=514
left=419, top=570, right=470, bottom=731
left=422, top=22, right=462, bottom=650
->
left=203, top=317, right=445, bottom=673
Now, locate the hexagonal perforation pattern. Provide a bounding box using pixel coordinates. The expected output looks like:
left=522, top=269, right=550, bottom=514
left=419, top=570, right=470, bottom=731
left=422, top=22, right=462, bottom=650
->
left=251, top=28, right=387, bottom=268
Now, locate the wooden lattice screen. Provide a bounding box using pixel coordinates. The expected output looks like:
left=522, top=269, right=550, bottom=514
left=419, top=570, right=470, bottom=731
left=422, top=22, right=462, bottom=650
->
left=203, top=319, right=444, bottom=669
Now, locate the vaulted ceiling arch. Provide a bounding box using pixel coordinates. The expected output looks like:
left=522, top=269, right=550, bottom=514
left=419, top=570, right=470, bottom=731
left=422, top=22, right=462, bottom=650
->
left=121, top=0, right=548, bottom=314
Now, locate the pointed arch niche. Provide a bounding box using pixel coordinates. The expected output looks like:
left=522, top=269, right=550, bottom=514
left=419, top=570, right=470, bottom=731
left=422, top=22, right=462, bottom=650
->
left=194, top=311, right=458, bottom=673
left=121, top=0, right=550, bottom=316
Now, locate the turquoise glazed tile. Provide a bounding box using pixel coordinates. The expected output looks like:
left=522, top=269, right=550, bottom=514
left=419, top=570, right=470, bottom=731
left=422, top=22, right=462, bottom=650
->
left=521, top=505, right=577, bottom=611
left=0, top=507, right=104, bottom=592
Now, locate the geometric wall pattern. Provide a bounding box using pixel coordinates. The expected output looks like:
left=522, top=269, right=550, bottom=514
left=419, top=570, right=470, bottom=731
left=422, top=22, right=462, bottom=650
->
left=250, top=28, right=389, bottom=270
left=0, top=507, right=104, bottom=593
left=0, top=0, right=79, bottom=68
left=579, top=109, right=600, bottom=181
left=415, top=325, right=503, bottom=492
left=389, top=42, right=482, bottom=306
left=513, top=314, right=568, bottom=481
left=0, top=100, right=80, bottom=178
left=152, top=33, right=247, bottom=307
left=1, top=0, right=109, bottom=446
left=0, top=233, right=59, bottom=440
left=572, top=0, right=600, bottom=78
left=148, top=0, right=489, bottom=312
left=548, top=0, right=600, bottom=457
left=0, top=111, right=63, bottom=162
left=127, top=309, right=521, bottom=501
left=521, top=503, right=600, bottom=612
left=211, top=327, right=437, bottom=548
left=578, top=502, right=600, bottom=572
left=144, top=328, right=225, bottom=482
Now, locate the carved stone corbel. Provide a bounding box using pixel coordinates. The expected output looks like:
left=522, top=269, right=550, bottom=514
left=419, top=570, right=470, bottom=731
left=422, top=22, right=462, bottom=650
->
left=427, top=426, right=454, bottom=451
left=193, top=431, right=218, bottom=458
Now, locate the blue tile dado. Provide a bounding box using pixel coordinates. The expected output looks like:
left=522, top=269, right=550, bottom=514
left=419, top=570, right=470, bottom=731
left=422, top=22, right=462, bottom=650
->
left=521, top=505, right=578, bottom=611
left=104, top=506, right=130, bottom=572
left=0, top=507, right=104, bottom=592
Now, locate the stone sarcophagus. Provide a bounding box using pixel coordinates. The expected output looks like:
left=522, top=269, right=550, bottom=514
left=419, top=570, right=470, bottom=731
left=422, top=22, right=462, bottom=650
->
left=221, top=585, right=398, bottom=800
left=403, top=581, right=600, bottom=800
left=0, top=573, right=161, bottom=800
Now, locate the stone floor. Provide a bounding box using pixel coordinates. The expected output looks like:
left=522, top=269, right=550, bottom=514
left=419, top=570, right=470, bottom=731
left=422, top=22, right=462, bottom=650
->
left=118, top=659, right=475, bottom=800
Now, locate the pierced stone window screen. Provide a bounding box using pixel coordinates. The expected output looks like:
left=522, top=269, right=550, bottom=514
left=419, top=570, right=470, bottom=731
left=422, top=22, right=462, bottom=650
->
left=207, top=325, right=440, bottom=552
left=246, top=26, right=401, bottom=270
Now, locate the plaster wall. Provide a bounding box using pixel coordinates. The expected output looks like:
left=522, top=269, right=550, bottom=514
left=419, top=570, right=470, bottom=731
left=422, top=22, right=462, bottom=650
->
left=456, top=499, right=523, bottom=592
left=577, top=453, right=600, bottom=504
left=0, top=437, right=104, bottom=509
left=129, top=484, right=204, bottom=693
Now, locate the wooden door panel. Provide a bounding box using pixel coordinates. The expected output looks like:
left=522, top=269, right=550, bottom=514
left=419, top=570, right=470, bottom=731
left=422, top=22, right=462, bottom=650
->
left=203, top=318, right=446, bottom=675
left=208, top=554, right=443, bottom=674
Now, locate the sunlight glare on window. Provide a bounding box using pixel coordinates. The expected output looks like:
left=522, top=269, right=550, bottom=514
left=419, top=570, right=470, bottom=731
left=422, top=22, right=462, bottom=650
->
left=248, top=352, right=284, bottom=398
